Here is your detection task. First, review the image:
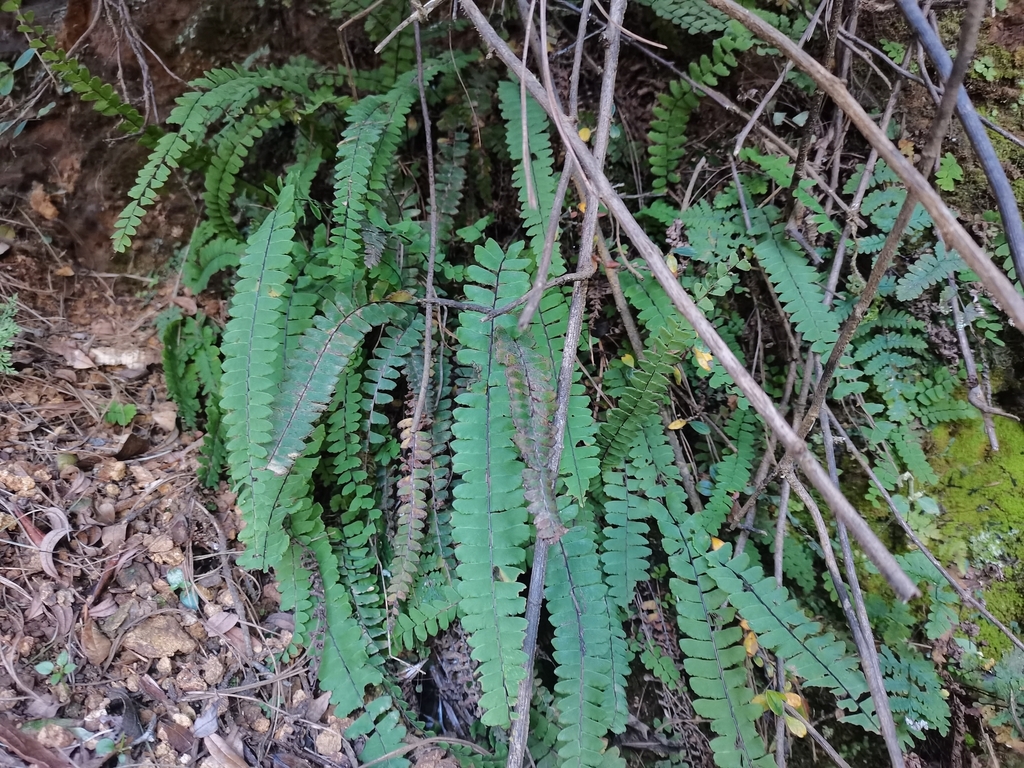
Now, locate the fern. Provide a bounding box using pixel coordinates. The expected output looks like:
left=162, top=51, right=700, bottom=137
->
left=661, top=524, right=773, bottom=768
left=749, top=208, right=838, bottom=355
left=633, top=0, right=730, bottom=34
left=451, top=238, right=531, bottom=726
left=498, top=81, right=562, bottom=265
left=391, top=585, right=460, bottom=652
left=363, top=312, right=424, bottom=446
left=387, top=416, right=432, bottom=607
left=220, top=184, right=296, bottom=568
left=705, top=545, right=878, bottom=732
left=597, top=351, right=677, bottom=468
left=600, top=469, right=653, bottom=608
left=182, top=222, right=245, bottom=293
left=879, top=645, right=950, bottom=745
left=546, top=527, right=622, bottom=768
left=204, top=110, right=285, bottom=239
left=896, top=242, right=965, bottom=301
left=693, top=406, right=760, bottom=534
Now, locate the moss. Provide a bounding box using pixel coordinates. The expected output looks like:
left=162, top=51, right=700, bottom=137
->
left=930, top=418, right=1024, bottom=655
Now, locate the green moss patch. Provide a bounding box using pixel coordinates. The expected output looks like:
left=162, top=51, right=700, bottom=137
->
left=931, top=418, right=1024, bottom=654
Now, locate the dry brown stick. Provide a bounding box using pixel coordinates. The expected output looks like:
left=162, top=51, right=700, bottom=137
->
left=701, top=0, right=1024, bottom=331
left=786, top=469, right=904, bottom=768
left=794, top=0, right=986, bottom=443
left=460, top=0, right=919, bottom=600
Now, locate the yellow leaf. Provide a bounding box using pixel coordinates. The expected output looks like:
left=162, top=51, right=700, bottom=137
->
left=385, top=290, right=416, bottom=303
left=665, top=252, right=679, bottom=276
left=752, top=693, right=768, bottom=708
left=578, top=126, right=592, bottom=142
left=672, top=365, right=683, bottom=385
left=784, top=714, right=807, bottom=738
left=694, top=348, right=714, bottom=372
left=577, top=201, right=586, bottom=213
left=898, top=138, right=915, bottom=157
left=744, top=631, right=759, bottom=657
left=739, top=618, right=750, bottom=631
left=785, top=692, right=803, bottom=708
left=710, top=537, right=725, bottom=551
left=621, top=353, right=635, bottom=368
left=667, top=419, right=686, bottom=430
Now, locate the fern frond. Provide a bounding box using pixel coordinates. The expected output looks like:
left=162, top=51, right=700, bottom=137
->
left=546, top=527, right=617, bottom=767
left=600, top=469, right=652, bottom=608
left=597, top=354, right=676, bottom=468
left=182, top=221, right=245, bottom=293
left=346, top=696, right=410, bottom=768
left=391, top=584, right=461, bottom=652
left=244, top=293, right=398, bottom=569
left=694, top=406, right=760, bottom=534
left=896, top=242, right=965, bottom=301
left=750, top=210, right=838, bottom=355
left=363, top=311, right=424, bottom=446
left=498, top=81, right=562, bottom=266
left=451, top=238, right=531, bottom=727
left=204, top=110, right=285, bottom=239
left=387, top=417, right=432, bottom=607
left=220, top=185, right=296, bottom=568
left=705, top=545, right=878, bottom=732
left=633, top=0, right=730, bottom=34
left=663, top=526, right=772, bottom=768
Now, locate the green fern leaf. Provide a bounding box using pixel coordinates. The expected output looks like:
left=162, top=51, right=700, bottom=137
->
left=204, top=110, right=284, bottom=239
left=750, top=209, right=838, bottom=355
left=600, top=469, right=653, bottom=608
left=546, top=527, right=618, bottom=767
left=451, top=238, right=531, bottom=727
left=706, top=545, right=879, bottom=732
left=694, top=406, right=760, bottom=534
left=221, top=184, right=296, bottom=568
left=896, top=242, right=965, bottom=301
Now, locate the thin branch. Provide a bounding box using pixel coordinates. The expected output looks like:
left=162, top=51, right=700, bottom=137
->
left=795, top=0, right=986, bottom=440
left=460, top=0, right=919, bottom=600
left=409, top=20, right=439, bottom=437
left=700, top=0, right=1024, bottom=331
left=896, top=0, right=1024, bottom=282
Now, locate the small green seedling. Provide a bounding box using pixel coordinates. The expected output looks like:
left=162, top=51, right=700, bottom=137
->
left=104, top=401, right=137, bottom=426
left=34, top=650, right=76, bottom=684
left=936, top=153, right=964, bottom=192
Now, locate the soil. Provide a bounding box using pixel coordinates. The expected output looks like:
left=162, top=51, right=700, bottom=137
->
left=0, top=3, right=373, bottom=767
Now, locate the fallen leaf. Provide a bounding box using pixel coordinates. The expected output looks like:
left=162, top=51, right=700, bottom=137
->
left=693, top=348, right=714, bottom=372
left=89, top=346, right=159, bottom=368
left=205, top=733, right=249, bottom=768
left=48, top=339, right=95, bottom=369
left=0, top=719, right=75, bottom=768
left=81, top=619, right=112, bottom=666
left=193, top=700, right=220, bottom=738
left=171, top=294, right=198, bottom=315
left=784, top=713, right=807, bottom=738
left=54, top=265, right=75, bottom=277
left=123, top=615, right=197, bottom=658
left=30, top=183, right=59, bottom=220
left=150, top=401, right=178, bottom=431
left=667, top=418, right=686, bottom=430
left=578, top=126, right=592, bottom=142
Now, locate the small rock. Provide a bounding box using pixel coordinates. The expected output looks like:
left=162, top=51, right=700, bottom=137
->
left=202, top=657, right=225, bottom=686
left=96, top=460, right=127, bottom=483
left=36, top=723, right=75, bottom=749
left=315, top=728, right=343, bottom=756
left=176, top=667, right=207, bottom=693
left=123, top=615, right=197, bottom=658
left=129, top=465, right=155, bottom=486
left=105, top=483, right=120, bottom=498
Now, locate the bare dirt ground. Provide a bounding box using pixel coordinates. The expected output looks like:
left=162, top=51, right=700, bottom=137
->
left=0, top=3, right=365, bottom=766
left=0, top=256, right=351, bottom=767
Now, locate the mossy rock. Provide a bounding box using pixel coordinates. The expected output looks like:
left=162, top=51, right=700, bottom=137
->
left=930, top=417, right=1024, bottom=654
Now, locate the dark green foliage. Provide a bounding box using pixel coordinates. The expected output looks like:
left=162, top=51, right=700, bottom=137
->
left=75, top=13, right=1013, bottom=765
